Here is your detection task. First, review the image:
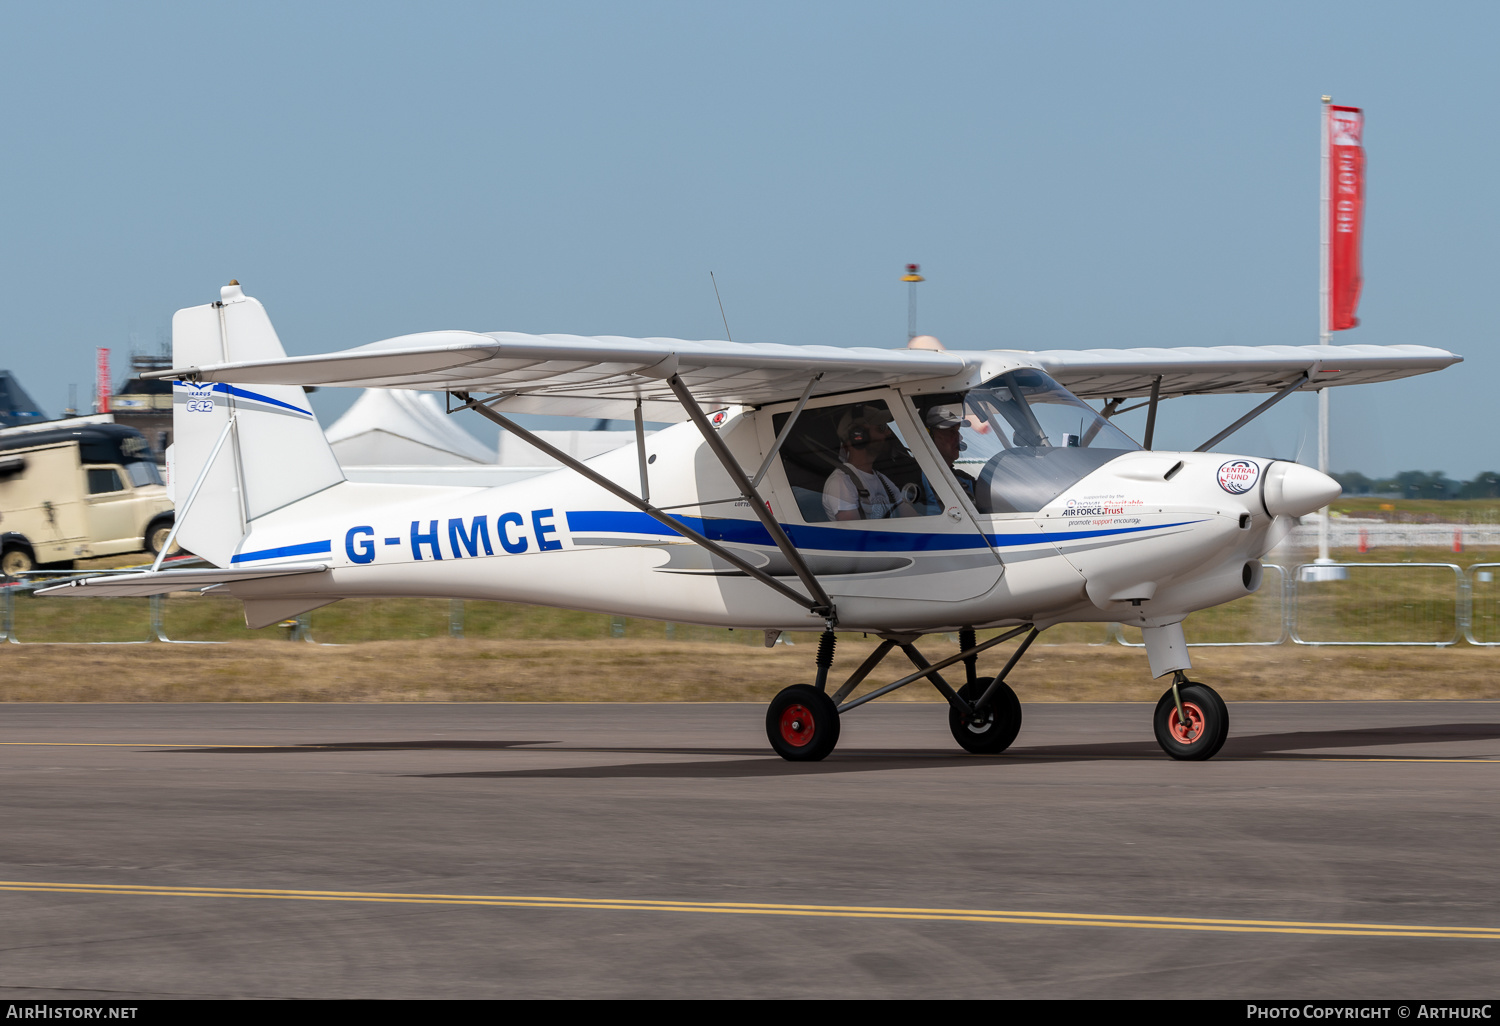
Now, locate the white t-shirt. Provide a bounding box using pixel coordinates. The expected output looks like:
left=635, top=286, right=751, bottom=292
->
left=822, top=465, right=902, bottom=521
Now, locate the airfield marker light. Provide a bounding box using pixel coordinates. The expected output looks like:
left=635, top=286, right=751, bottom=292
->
left=901, top=263, right=924, bottom=340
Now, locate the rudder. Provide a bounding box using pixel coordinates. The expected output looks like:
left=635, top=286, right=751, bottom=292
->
left=171, top=283, right=344, bottom=566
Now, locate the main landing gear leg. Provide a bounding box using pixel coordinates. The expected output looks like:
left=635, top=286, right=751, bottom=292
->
left=947, top=626, right=1036, bottom=755
left=763, top=626, right=1039, bottom=762
left=1152, top=670, right=1229, bottom=761
left=766, top=629, right=842, bottom=762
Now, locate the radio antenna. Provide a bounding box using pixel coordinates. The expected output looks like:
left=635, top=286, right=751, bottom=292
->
left=710, top=271, right=732, bottom=341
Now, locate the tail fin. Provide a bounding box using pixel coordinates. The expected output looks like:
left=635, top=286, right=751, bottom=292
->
left=171, top=283, right=344, bottom=566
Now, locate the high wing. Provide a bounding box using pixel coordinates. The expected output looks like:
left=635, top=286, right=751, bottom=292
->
left=149, top=328, right=1461, bottom=417
left=35, top=564, right=329, bottom=598
left=1030, top=344, right=1461, bottom=399
left=151, top=331, right=980, bottom=421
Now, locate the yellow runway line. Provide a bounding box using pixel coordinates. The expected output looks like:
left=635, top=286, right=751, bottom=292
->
left=1320, top=757, right=1500, bottom=763
left=0, top=880, right=1496, bottom=940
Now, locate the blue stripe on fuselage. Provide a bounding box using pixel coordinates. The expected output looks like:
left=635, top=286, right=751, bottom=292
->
left=564, top=510, right=1204, bottom=553
left=230, top=540, right=333, bottom=563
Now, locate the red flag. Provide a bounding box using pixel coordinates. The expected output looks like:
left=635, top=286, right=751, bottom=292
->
left=1327, top=105, right=1364, bottom=331
left=95, top=347, right=111, bottom=414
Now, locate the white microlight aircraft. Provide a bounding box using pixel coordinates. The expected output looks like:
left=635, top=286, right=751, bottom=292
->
left=43, top=284, right=1461, bottom=761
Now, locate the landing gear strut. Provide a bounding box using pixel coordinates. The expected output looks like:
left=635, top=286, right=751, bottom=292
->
left=949, top=679, right=1022, bottom=755
left=762, top=628, right=1232, bottom=763
left=763, top=625, right=1036, bottom=762
left=1152, top=673, right=1229, bottom=761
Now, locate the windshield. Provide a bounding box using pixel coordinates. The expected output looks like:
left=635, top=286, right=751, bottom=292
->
left=942, top=369, right=1139, bottom=515
left=124, top=460, right=163, bottom=487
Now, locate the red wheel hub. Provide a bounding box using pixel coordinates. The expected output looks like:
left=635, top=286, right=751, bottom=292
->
left=779, top=703, right=816, bottom=747
left=1167, top=701, right=1206, bottom=744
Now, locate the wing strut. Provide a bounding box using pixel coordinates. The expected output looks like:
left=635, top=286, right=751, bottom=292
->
left=451, top=390, right=836, bottom=623
left=751, top=373, right=821, bottom=488
left=151, top=412, right=236, bottom=572
left=1193, top=372, right=1310, bottom=452
left=662, top=374, right=835, bottom=621
left=1143, top=374, right=1162, bottom=449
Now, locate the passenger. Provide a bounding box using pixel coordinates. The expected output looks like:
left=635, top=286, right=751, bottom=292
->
left=920, top=398, right=977, bottom=511
left=821, top=407, right=916, bottom=521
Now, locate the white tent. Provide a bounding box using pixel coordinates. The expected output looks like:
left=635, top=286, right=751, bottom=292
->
left=497, top=429, right=654, bottom=468
left=325, top=389, right=495, bottom=466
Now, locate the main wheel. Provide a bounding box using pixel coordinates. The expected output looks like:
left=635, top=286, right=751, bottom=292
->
left=1, top=546, right=34, bottom=579
left=949, top=678, right=1022, bottom=754
left=766, top=684, right=841, bottom=762
left=1153, top=682, right=1229, bottom=761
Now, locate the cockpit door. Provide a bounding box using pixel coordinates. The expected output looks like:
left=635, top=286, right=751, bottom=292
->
left=755, top=389, right=1003, bottom=604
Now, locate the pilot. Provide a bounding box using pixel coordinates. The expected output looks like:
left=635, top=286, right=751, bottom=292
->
left=821, top=407, right=916, bottom=521
left=919, top=397, right=977, bottom=512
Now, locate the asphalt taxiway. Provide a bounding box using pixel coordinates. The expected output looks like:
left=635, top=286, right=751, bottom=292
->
left=0, top=701, right=1496, bottom=999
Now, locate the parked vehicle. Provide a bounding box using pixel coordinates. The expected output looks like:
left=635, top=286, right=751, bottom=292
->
left=0, top=418, right=174, bottom=576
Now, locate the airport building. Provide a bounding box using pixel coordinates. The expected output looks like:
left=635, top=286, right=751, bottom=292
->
left=108, top=352, right=173, bottom=462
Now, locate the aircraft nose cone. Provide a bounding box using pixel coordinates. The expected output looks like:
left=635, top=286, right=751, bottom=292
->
left=1263, top=462, right=1342, bottom=518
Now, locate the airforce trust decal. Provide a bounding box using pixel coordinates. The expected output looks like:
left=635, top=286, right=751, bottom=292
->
left=1063, top=498, right=1126, bottom=516
left=1217, top=460, right=1260, bottom=495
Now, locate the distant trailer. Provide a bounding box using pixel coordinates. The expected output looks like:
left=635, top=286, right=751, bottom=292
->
left=0, top=420, right=174, bottom=576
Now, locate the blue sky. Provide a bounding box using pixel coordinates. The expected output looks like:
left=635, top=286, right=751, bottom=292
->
left=0, top=2, right=1493, bottom=476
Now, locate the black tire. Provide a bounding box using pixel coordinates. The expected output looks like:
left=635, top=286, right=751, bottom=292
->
left=1, top=545, right=34, bottom=579
left=766, top=684, right=841, bottom=762
left=949, top=678, right=1023, bottom=754
left=145, top=518, right=177, bottom=556
left=1153, top=682, right=1229, bottom=761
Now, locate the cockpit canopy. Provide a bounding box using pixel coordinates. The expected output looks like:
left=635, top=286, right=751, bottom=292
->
left=771, top=369, right=1140, bottom=523
left=949, top=368, right=1140, bottom=514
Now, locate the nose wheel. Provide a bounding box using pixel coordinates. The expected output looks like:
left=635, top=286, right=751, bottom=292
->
left=766, top=684, right=841, bottom=762
left=1153, top=680, right=1229, bottom=760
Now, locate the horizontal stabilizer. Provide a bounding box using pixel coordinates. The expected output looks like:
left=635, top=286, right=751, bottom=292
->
left=240, top=596, right=341, bottom=629
left=35, top=564, right=329, bottom=598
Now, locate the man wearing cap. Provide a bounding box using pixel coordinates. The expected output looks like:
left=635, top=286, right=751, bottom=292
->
left=920, top=397, right=977, bottom=513
left=821, top=405, right=916, bottom=521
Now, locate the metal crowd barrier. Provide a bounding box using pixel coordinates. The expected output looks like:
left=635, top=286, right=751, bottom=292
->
left=1288, top=562, right=1464, bottom=647
left=4, top=561, right=1499, bottom=648
left=1, top=578, right=156, bottom=645
left=1464, top=563, right=1500, bottom=647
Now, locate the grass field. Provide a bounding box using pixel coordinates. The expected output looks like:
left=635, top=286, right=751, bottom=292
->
left=3, top=541, right=1498, bottom=703
left=2, top=636, right=1498, bottom=703
left=1331, top=496, right=1500, bottom=521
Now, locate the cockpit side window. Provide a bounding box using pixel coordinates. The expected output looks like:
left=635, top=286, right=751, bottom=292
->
left=773, top=399, right=941, bottom=523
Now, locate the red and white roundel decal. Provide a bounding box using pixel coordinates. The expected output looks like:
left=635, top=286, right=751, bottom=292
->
left=1217, top=459, right=1260, bottom=494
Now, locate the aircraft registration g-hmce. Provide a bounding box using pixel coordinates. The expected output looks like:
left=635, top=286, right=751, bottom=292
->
left=42, top=284, right=1461, bottom=762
